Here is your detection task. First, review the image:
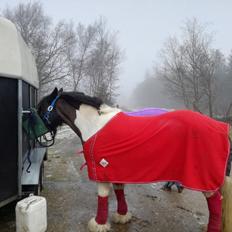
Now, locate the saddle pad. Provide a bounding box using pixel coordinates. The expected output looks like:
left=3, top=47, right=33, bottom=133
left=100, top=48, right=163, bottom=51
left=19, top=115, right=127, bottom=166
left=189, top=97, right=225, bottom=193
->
left=83, top=110, right=230, bottom=191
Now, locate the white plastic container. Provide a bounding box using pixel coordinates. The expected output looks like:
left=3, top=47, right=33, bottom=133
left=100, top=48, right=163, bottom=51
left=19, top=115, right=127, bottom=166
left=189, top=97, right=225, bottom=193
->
left=16, top=195, right=47, bottom=232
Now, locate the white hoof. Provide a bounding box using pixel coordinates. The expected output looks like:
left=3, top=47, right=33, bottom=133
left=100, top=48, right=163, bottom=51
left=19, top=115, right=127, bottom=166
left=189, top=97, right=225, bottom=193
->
left=112, top=212, right=132, bottom=224
left=88, top=217, right=111, bottom=232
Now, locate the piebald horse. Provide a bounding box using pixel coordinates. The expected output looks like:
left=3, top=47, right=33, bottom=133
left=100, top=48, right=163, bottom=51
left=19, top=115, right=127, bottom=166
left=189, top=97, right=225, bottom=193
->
left=38, top=88, right=231, bottom=232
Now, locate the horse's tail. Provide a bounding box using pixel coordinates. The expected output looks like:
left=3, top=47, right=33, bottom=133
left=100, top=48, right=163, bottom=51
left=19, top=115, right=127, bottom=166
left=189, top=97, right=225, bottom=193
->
left=221, top=176, right=232, bottom=232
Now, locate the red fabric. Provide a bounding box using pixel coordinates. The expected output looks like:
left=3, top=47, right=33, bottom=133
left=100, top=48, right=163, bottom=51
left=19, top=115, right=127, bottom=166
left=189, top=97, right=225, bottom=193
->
left=206, top=191, right=222, bottom=232
left=114, top=189, right=128, bottom=215
left=95, top=196, right=108, bottom=224
left=83, top=110, right=230, bottom=191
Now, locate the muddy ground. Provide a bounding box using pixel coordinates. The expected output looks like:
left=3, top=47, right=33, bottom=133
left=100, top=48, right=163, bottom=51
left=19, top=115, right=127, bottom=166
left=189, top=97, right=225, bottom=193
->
left=0, top=127, right=209, bottom=232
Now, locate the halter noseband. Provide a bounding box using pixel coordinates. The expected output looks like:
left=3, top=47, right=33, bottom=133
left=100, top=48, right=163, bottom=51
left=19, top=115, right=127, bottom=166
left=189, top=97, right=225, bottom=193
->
left=43, top=94, right=84, bottom=144
left=43, top=95, right=60, bottom=124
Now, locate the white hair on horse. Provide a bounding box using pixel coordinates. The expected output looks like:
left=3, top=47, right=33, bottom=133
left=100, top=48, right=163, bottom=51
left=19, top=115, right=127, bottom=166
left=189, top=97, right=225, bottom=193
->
left=99, top=104, right=121, bottom=115
left=74, top=104, right=121, bottom=141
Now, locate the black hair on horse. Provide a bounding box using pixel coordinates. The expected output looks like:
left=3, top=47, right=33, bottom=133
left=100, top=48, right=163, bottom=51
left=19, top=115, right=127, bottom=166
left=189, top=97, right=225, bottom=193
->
left=60, top=92, right=103, bottom=110
left=37, top=88, right=103, bottom=135
left=37, top=92, right=62, bottom=134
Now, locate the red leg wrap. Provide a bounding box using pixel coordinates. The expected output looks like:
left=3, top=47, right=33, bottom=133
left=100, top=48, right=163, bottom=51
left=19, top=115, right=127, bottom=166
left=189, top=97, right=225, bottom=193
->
left=95, top=196, right=108, bottom=225
left=114, top=189, right=128, bottom=215
left=206, top=191, right=222, bottom=232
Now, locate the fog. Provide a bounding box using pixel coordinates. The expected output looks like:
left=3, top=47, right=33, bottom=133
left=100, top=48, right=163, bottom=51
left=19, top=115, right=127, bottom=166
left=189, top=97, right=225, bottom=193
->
left=1, top=0, right=232, bottom=109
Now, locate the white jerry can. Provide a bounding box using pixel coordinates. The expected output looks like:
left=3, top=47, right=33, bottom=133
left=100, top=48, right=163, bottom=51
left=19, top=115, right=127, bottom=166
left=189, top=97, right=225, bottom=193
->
left=16, top=195, right=47, bottom=232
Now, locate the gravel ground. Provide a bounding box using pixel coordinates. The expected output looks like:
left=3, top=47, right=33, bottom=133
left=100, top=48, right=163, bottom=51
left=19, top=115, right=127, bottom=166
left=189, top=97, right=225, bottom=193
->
left=0, top=126, right=209, bottom=232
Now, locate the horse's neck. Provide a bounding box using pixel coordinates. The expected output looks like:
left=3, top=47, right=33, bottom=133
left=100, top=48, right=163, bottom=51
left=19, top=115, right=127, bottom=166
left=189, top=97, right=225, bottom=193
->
left=74, top=104, right=121, bottom=141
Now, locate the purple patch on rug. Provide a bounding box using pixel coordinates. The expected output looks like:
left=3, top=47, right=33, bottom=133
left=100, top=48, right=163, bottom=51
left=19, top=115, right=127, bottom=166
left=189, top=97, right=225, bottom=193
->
left=124, top=108, right=170, bottom=117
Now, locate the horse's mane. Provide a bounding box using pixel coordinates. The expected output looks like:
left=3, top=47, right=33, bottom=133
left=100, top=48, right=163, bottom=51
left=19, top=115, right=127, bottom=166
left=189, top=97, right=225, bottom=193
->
left=60, top=92, right=103, bottom=110
left=99, top=104, right=121, bottom=114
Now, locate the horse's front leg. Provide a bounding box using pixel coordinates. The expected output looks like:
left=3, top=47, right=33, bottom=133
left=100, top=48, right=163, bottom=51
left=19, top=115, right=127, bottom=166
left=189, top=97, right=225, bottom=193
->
left=112, top=183, right=132, bottom=224
left=88, top=183, right=111, bottom=232
left=203, top=191, right=222, bottom=232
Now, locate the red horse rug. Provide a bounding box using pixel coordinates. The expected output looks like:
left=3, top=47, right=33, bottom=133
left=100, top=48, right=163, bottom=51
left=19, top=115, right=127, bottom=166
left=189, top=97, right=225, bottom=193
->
left=83, top=110, right=230, bottom=191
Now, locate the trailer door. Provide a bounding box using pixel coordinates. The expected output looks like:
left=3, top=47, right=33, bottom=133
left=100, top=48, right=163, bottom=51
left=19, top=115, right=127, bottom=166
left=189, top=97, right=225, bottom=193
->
left=0, top=77, right=18, bottom=206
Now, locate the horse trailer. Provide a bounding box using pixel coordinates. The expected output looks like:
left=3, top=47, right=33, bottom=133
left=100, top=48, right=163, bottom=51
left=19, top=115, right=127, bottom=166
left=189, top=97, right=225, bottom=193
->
left=0, top=17, right=46, bottom=208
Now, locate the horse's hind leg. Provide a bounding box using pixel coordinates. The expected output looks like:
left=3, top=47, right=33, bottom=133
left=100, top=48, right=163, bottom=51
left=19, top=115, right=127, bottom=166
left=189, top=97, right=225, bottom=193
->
left=203, top=191, right=222, bottom=232
left=88, top=183, right=111, bottom=232
left=112, top=183, right=132, bottom=224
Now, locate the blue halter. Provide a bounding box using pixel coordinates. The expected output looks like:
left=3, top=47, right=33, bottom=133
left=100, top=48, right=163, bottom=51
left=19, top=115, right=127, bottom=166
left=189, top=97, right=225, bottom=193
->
left=43, top=95, right=60, bottom=124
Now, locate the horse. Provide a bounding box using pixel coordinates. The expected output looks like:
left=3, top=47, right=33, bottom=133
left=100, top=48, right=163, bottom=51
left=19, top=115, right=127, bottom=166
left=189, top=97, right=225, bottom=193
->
left=37, top=88, right=231, bottom=232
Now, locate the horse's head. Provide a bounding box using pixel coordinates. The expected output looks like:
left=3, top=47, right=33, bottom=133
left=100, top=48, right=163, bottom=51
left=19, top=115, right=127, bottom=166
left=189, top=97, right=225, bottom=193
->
left=37, top=87, right=103, bottom=142
left=37, top=87, right=63, bottom=135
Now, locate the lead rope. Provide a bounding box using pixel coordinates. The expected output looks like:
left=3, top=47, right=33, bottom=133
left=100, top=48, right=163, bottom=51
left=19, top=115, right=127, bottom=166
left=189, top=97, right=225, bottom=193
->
left=76, top=150, right=87, bottom=171
left=25, top=111, right=33, bottom=173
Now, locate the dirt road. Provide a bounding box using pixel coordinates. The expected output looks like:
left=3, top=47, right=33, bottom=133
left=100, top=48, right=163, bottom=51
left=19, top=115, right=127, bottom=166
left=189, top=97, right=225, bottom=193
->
left=0, top=127, right=208, bottom=232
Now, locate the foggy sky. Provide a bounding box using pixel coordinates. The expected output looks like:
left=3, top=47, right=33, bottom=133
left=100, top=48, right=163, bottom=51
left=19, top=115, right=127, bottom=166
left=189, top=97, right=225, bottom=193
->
left=1, top=0, right=232, bottom=104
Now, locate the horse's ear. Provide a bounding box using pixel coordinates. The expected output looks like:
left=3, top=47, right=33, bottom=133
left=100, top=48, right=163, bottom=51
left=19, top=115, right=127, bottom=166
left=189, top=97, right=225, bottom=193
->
left=50, top=87, right=58, bottom=99
left=58, top=88, right=63, bottom=94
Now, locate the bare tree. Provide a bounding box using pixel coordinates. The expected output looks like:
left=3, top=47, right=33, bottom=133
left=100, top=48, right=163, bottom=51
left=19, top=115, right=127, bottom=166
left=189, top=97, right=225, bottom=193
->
left=38, top=22, right=76, bottom=90
left=64, top=23, right=97, bottom=91
left=63, top=18, right=122, bottom=104
left=84, top=19, right=122, bottom=104
left=3, top=2, right=75, bottom=97
left=226, top=52, right=232, bottom=116
left=158, top=19, right=222, bottom=116
left=131, top=71, right=184, bottom=109
left=2, top=3, right=122, bottom=102
left=215, top=51, right=232, bottom=117
left=3, top=1, right=50, bottom=48
left=158, top=37, right=192, bottom=108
